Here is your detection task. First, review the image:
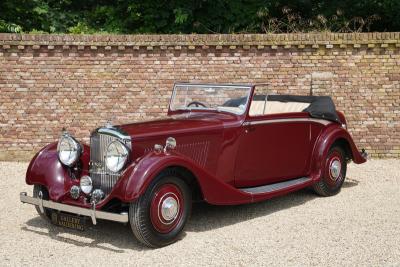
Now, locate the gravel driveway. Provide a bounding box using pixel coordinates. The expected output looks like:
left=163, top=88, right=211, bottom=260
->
left=0, top=160, right=399, bottom=266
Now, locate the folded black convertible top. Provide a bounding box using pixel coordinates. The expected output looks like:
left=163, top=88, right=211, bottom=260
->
left=223, top=94, right=340, bottom=123
left=267, top=95, right=340, bottom=123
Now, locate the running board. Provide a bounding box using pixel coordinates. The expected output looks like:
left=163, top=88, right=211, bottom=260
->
left=239, top=177, right=312, bottom=194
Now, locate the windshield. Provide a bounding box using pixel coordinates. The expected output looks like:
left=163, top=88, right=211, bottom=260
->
left=170, top=84, right=252, bottom=115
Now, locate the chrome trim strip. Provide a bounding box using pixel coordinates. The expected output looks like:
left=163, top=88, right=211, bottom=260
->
left=240, top=177, right=312, bottom=194
left=20, top=192, right=129, bottom=224
left=174, top=82, right=252, bottom=88
left=243, top=118, right=332, bottom=126
left=96, top=127, right=131, bottom=141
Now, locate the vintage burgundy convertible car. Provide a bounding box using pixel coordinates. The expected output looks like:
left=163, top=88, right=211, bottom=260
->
left=20, top=83, right=367, bottom=247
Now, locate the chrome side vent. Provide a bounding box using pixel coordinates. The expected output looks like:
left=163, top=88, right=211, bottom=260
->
left=176, top=141, right=210, bottom=167
left=144, top=141, right=210, bottom=167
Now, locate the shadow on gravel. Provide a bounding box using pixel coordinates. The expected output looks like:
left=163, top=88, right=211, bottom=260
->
left=20, top=178, right=359, bottom=251
left=186, top=188, right=316, bottom=232
left=342, top=177, right=359, bottom=188
left=21, top=217, right=148, bottom=252
left=186, top=178, right=359, bottom=232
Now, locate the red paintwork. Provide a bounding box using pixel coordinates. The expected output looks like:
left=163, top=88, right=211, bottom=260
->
left=150, top=183, right=183, bottom=233
left=25, top=84, right=367, bottom=209
left=236, top=112, right=312, bottom=187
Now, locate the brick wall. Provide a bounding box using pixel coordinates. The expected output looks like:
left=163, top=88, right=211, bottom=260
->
left=0, top=33, right=399, bottom=160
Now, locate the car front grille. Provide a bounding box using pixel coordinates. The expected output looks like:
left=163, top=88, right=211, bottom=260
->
left=89, top=127, right=131, bottom=195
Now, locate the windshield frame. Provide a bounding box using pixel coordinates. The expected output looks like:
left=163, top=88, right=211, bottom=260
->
left=168, top=83, right=253, bottom=115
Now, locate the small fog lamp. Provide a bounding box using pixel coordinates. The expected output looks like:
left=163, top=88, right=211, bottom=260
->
left=80, top=175, right=93, bottom=194
left=70, top=185, right=81, bottom=199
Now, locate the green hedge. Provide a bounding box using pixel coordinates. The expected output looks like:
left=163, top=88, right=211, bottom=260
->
left=1, top=0, right=399, bottom=34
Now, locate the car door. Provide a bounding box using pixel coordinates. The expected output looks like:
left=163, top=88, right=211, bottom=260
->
left=234, top=114, right=311, bottom=188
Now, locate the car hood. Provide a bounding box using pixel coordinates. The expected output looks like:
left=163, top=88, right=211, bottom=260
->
left=117, top=112, right=239, bottom=139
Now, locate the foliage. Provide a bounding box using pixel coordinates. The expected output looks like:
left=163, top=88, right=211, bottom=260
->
left=0, top=19, right=22, bottom=33
left=257, top=7, right=381, bottom=33
left=0, top=0, right=399, bottom=34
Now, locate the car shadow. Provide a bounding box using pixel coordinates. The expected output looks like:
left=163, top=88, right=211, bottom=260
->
left=186, top=188, right=315, bottom=232
left=187, top=177, right=359, bottom=232
left=21, top=217, right=148, bottom=252
left=342, top=177, right=359, bottom=188
left=21, top=178, right=359, bottom=251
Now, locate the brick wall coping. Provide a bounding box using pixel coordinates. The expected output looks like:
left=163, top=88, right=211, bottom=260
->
left=1, top=33, right=399, bottom=50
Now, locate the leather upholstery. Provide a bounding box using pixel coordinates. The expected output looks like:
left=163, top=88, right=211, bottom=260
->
left=249, top=100, right=309, bottom=116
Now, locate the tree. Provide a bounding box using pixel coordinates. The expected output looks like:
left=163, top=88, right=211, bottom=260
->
left=0, top=0, right=399, bottom=34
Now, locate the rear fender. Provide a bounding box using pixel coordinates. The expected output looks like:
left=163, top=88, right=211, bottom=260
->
left=310, top=124, right=366, bottom=180
left=123, top=151, right=251, bottom=205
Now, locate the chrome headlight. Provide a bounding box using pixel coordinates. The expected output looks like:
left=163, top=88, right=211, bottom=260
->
left=105, top=140, right=129, bottom=173
left=57, top=133, right=81, bottom=166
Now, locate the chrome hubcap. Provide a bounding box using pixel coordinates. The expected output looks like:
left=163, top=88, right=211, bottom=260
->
left=330, top=159, right=341, bottom=180
left=160, top=196, right=179, bottom=221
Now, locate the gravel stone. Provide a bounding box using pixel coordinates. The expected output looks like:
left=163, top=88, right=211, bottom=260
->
left=0, top=160, right=399, bottom=266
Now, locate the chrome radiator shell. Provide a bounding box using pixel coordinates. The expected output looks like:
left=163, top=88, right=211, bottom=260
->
left=89, top=127, right=131, bottom=195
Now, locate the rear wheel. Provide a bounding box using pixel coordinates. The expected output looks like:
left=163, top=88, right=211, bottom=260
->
left=33, top=185, right=52, bottom=220
left=313, top=146, right=347, bottom=197
left=129, top=173, right=192, bottom=247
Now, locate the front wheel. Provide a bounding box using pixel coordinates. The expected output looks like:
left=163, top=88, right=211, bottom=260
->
left=129, top=173, right=192, bottom=247
left=313, top=146, right=347, bottom=197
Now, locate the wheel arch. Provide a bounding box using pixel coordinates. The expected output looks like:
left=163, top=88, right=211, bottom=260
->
left=331, top=138, right=353, bottom=162
left=310, top=125, right=366, bottom=181
left=317, top=125, right=366, bottom=163
left=123, top=151, right=251, bottom=205
left=156, top=165, right=204, bottom=202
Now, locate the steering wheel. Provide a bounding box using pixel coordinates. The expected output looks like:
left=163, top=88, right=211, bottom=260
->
left=187, top=101, right=207, bottom=108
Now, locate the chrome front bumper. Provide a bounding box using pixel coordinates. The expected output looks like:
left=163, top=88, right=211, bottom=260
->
left=20, top=192, right=129, bottom=225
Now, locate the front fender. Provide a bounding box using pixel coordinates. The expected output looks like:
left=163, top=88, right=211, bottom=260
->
left=310, top=124, right=366, bottom=180
left=25, top=142, right=90, bottom=201
left=26, top=142, right=67, bottom=200
left=123, top=151, right=251, bottom=205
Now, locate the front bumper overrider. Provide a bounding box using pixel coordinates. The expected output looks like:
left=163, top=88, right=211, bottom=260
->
left=20, top=192, right=128, bottom=225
